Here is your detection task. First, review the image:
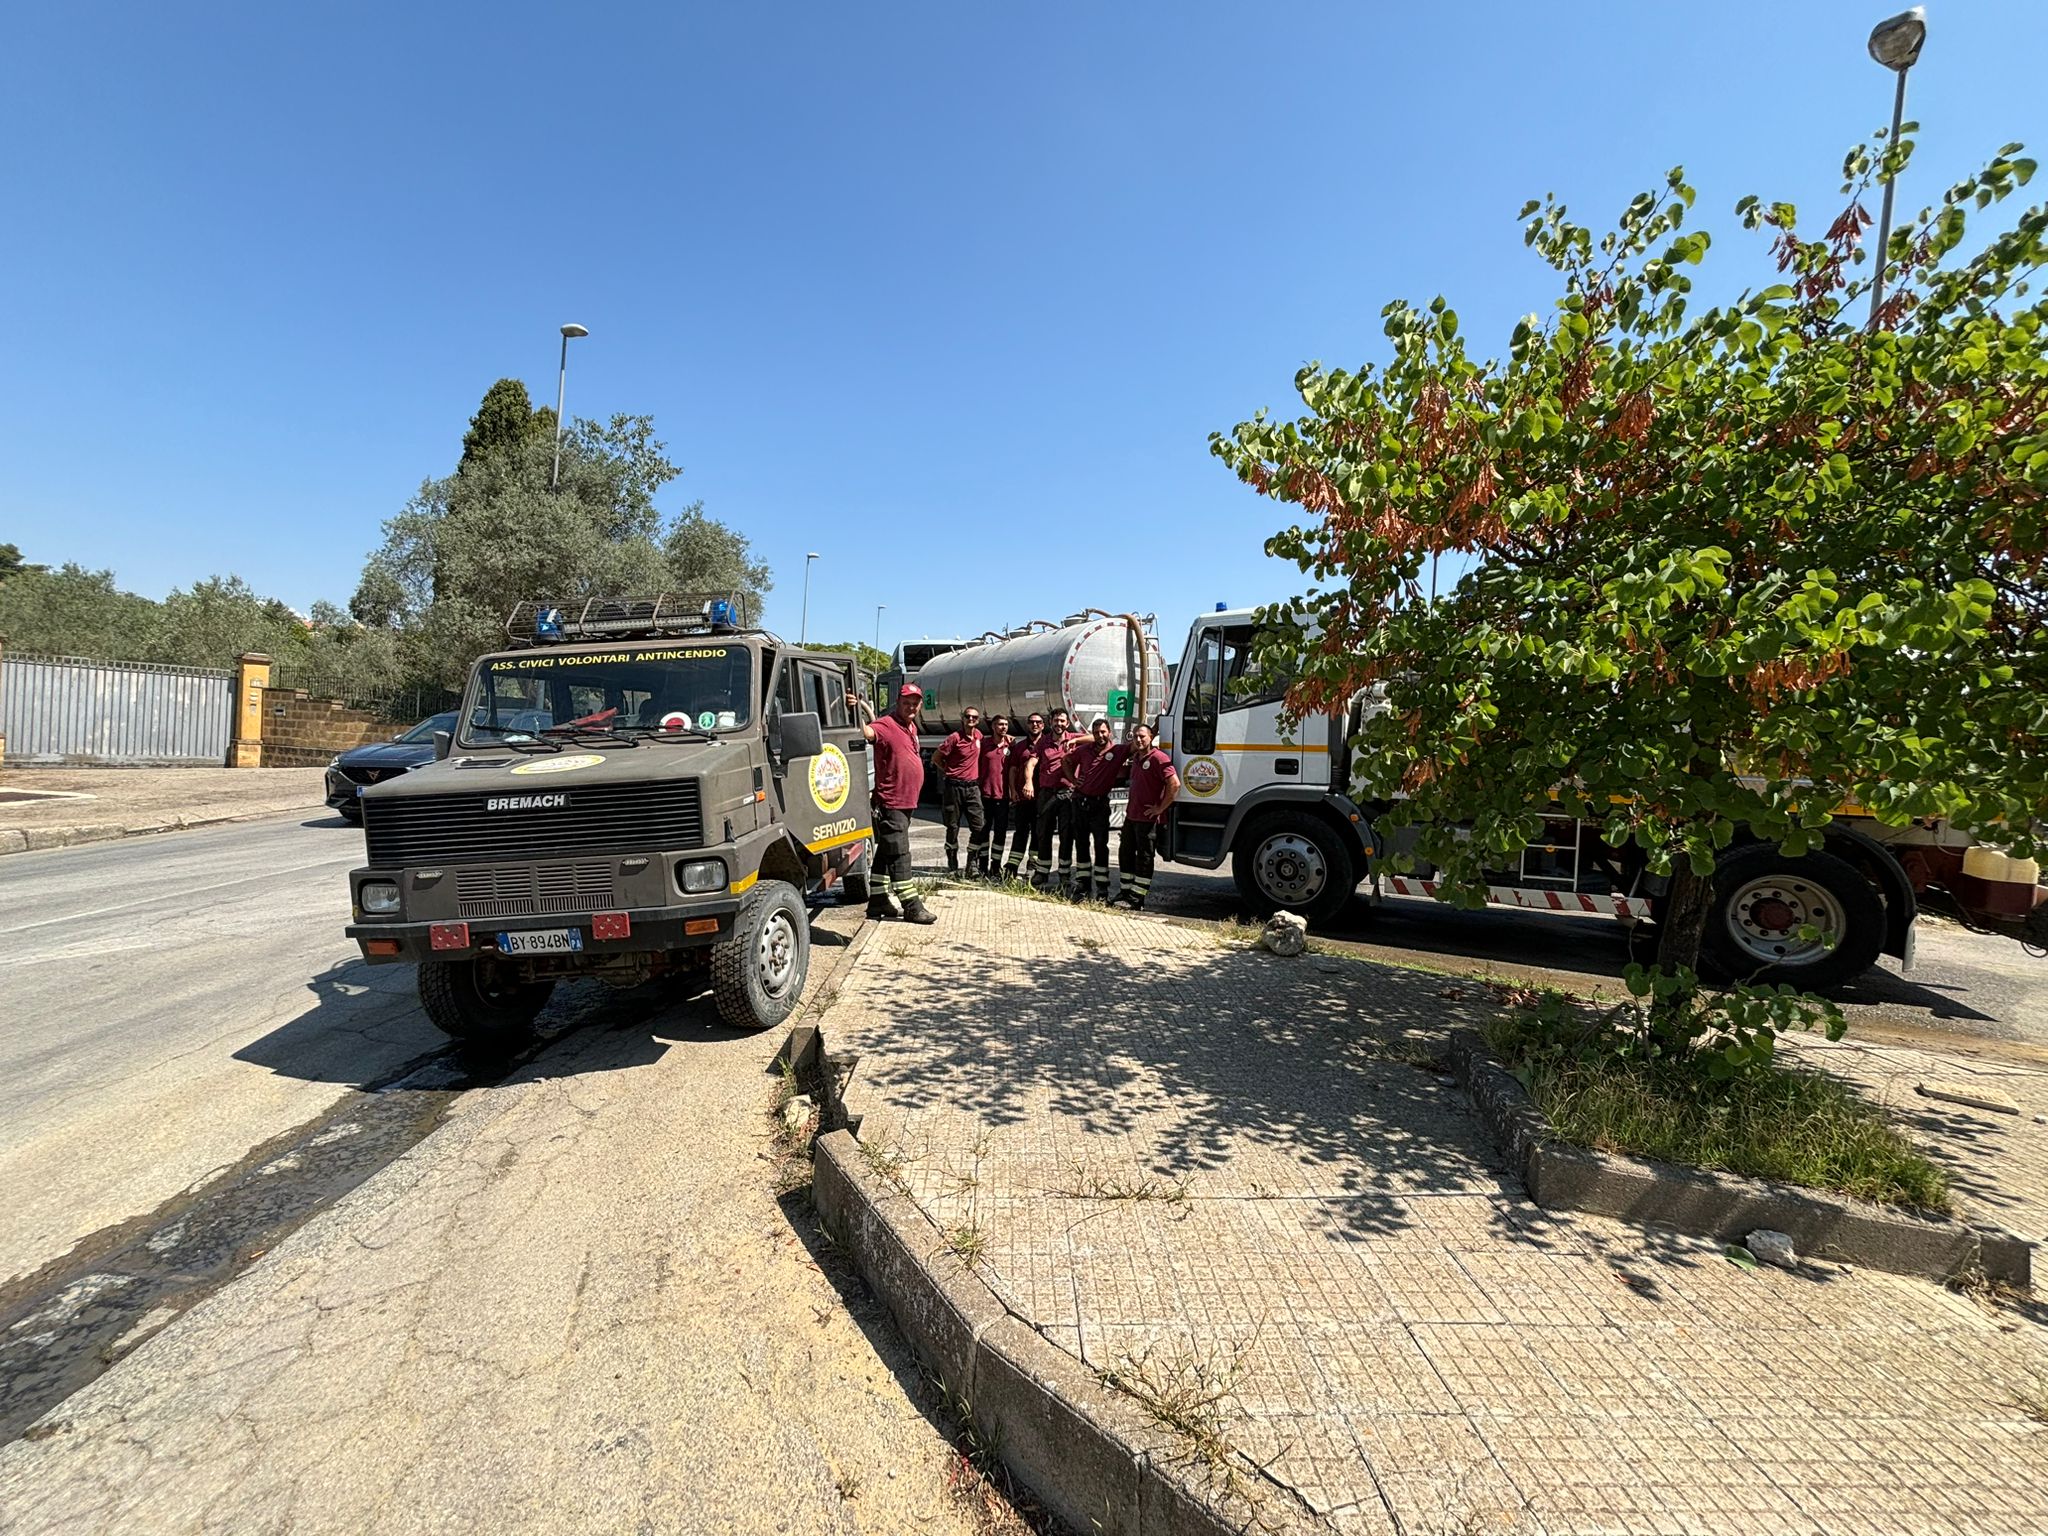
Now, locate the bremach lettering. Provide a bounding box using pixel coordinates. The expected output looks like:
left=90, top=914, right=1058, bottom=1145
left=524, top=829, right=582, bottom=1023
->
left=486, top=794, right=568, bottom=811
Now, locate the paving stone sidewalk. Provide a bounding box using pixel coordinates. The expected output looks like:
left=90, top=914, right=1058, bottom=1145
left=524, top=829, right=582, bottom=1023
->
left=821, top=888, right=2048, bottom=1536
left=0, top=766, right=330, bottom=853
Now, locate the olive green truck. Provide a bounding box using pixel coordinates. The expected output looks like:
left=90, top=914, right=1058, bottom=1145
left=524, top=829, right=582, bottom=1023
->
left=344, top=597, right=873, bottom=1043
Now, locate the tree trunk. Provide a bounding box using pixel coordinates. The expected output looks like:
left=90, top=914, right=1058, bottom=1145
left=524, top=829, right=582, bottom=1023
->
left=1656, top=863, right=1716, bottom=977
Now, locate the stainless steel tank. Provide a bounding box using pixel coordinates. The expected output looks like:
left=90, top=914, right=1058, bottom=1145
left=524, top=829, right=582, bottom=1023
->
left=915, top=617, right=1169, bottom=735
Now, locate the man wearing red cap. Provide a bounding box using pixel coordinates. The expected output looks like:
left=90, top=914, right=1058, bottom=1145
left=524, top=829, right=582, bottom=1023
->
left=853, top=683, right=936, bottom=924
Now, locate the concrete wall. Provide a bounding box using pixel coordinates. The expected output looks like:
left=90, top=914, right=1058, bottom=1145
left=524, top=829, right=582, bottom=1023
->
left=259, top=686, right=396, bottom=767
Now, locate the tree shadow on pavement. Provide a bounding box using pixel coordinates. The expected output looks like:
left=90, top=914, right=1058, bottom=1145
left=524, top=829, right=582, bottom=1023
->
left=839, top=921, right=1523, bottom=1246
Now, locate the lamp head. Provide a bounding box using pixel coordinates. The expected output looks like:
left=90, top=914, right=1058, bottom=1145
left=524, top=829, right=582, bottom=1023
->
left=1867, top=7, right=1926, bottom=70
left=560, top=323, right=589, bottom=339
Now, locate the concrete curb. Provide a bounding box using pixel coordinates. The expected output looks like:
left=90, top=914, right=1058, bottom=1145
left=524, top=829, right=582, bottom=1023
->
left=0, top=802, right=331, bottom=857
left=1448, top=1029, right=2034, bottom=1288
left=811, top=1127, right=1284, bottom=1536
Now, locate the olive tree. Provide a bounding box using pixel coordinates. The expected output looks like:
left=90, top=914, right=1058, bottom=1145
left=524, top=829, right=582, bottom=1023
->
left=1212, top=134, right=2046, bottom=997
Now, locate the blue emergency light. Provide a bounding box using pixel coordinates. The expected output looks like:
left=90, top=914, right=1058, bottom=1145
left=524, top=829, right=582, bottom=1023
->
left=707, top=599, right=736, bottom=629
left=535, top=607, right=565, bottom=641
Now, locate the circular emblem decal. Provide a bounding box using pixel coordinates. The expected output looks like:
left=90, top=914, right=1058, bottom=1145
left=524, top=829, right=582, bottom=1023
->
left=660, top=710, right=689, bottom=732
left=1181, top=756, right=1223, bottom=797
left=809, top=743, right=851, bottom=813
left=509, top=753, right=606, bottom=776
left=697, top=709, right=719, bottom=730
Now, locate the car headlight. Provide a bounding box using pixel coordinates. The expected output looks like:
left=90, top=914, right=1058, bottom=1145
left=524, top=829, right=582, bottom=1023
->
left=676, top=858, right=728, bottom=894
left=359, top=881, right=402, bottom=915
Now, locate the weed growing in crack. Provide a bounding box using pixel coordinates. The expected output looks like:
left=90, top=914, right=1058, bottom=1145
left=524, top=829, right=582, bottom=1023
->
left=2006, top=1379, right=2048, bottom=1426
left=1099, top=1334, right=1261, bottom=1510
left=1055, top=1161, right=1193, bottom=1206
left=858, top=1137, right=911, bottom=1195
left=946, top=1220, right=989, bottom=1268
left=833, top=1467, right=865, bottom=1501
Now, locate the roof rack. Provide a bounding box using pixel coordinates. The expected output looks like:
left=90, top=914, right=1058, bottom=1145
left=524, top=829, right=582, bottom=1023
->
left=504, top=592, right=754, bottom=646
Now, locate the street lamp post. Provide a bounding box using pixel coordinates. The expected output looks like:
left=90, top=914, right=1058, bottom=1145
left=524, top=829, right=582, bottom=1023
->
left=800, top=552, right=820, bottom=644
left=1866, top=7, right=1928, bottom=330
left=551, top=323, right=589, bottom=489
left=874, top=603, right=886, bottom=652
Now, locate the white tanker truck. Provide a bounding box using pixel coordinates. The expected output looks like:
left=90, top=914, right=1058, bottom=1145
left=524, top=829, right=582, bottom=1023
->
left=890, top=612, right=1169, bottom=812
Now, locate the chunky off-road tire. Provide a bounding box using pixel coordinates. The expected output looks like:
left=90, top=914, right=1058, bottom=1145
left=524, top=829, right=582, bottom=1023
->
left=1231, top=810, right=1356, bottom=925
left=711, top=880, right=810, bottom=1031
left=1702, top=846, right=1885, bottom=990
left=417, top=957, right=554, bottom=1046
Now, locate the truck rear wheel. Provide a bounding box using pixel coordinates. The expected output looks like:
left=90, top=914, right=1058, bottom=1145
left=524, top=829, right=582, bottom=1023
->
left=1231, top=810, right=1355, bottom=925
left=1703, top=847, right=1884, bottom=989
left=712, top=880, right=810, bottom=1031
left=418, top=957, right=554, bottom=1047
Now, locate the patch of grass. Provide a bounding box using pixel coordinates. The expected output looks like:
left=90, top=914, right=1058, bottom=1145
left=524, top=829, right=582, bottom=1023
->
left=858, top=1136, right=911, bottom=1195
left=1055, top=1161, right=1193, bottom=1205
left=1071, top=934, right=1103, bottom=952
left=1099, top=1335, right=1261, bottom=1509
left=833, top=1466, right=864, bottom=1501
left=946, top=1220, right=989, bottom=1267
left=926, top=1376, right=1055, bottom=1536
left=766, top=1062, right=816, bottom=1196
left=1488, top=1019, right=1952, bottom=1211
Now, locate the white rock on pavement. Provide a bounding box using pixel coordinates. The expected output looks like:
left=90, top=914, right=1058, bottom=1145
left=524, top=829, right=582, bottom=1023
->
left=1745, top=1230, right=1799, bottom=1270
left=782, top=1094, right=817, bottom=1133
left=1261, top=912, right=1309, bottom=957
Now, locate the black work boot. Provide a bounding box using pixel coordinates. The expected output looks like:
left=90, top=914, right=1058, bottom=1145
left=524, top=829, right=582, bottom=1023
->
left=867, top=894, right=897, bottom=921
left=900, top=895, right=938, bottom=926
left=946, top=850, right=959, bottom=874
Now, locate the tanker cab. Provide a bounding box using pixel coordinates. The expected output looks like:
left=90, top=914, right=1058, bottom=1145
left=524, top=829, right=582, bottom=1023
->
left=1163, top=612, right=1330, bottom=867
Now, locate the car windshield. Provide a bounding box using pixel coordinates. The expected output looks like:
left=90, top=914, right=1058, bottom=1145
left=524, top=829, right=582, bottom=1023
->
left=396, top=712, right=458, bottom=745
left=460, top=643, right=755, bottom=746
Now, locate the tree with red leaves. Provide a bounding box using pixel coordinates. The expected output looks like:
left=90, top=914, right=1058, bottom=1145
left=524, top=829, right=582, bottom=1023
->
left=1212, top=134, right=2046, bottom=1001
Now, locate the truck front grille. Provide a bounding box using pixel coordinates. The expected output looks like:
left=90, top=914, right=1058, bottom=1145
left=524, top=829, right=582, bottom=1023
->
left=364, top=780, right=703, bottom=866
left=456, top=862, right=616, bottom=919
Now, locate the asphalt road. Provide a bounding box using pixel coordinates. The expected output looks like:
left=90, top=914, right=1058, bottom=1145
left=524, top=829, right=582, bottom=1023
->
left=0, top=815, right=986, bottom=1533
left=0, top=815, right=443, bottom=1288
left=902, top=813, right=2048, bottom=1049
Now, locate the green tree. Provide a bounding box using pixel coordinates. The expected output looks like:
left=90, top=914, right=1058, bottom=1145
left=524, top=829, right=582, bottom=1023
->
left=354, top=413, right=771, bottom=687
left=814, top=640, right=890, bottom=676
left=663, top=504, right=773, bottom=618
left=0, top=563, right=162, bottom=658
left=0, top=543, right=44, bottom=585
left=1212, top=136, right=2047, bottom=1000
left=150, top=575, right=307, bottom=669
left=459, top=378, right=554, bottom=472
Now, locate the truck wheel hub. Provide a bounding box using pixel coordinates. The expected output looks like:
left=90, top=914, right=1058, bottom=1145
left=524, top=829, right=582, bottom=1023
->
left=759, top=909, right=798, bottom=996
left=1727, top=878, right=1838, bottom=965
left=1256, top=834, right=1327, bottom=904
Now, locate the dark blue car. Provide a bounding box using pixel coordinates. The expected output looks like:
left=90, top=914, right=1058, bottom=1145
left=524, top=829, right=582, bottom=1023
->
left=325, top=712, right=458, bottom=822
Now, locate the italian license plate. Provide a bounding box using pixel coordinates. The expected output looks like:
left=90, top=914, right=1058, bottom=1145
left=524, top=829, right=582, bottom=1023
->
left=498, top=928, right=584, bottom=956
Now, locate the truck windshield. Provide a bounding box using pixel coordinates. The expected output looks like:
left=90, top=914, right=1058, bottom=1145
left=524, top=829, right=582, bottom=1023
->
left=461, top=644, right=755, bottom=745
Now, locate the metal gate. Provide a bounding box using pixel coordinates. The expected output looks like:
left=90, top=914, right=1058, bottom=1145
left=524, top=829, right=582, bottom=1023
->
left=0, top=654, right=234, bottom=765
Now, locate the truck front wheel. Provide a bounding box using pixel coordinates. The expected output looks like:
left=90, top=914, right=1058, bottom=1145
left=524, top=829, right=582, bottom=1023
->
left=1231, top=810, right=1356, bottom=924
left=712, top=880, right=810, bottom=1031
left=1703, top=847, right=1885, bottom=989
left=418, top=957, right=554, bottom=1047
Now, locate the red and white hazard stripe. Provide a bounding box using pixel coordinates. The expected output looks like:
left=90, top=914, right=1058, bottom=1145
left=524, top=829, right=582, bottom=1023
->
left=1383, top=875, right=1644, bottom=921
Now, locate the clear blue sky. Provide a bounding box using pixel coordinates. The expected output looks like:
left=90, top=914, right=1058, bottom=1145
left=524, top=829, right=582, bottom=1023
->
left=5, top=3, right=2044, bottom=655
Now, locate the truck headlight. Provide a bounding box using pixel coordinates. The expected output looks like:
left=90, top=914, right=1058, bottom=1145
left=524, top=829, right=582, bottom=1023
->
left=676, top=858, right=728, bottom=894
left=359, top=881, right=402, bottom=914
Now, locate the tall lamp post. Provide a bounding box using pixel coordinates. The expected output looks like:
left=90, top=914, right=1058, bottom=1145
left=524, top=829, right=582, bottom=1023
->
left=1866, top=8, right=1928, bottom=330
left=874, top=603, right=886, bottom=652
left=800, top=552, right=820, bottom=644
left=551, top=323, right=589, bottom=489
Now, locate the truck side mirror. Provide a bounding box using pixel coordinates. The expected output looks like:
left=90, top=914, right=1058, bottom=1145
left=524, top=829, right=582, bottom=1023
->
left=780, top=710, right=825, bottom=761
left=433, top=731, right=453, bottom=761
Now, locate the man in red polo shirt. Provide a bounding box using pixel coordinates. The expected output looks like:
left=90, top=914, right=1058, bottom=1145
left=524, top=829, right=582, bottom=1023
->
left=1019, top=707, right=1081, bottom=891
left=1067, top=717, right=1125, bottom=903
left=934, top=706, right=985, bottom=877
left=854, top=683, right=936, bottom=924
left=999, top=711, right=1044, bottom=881
left=970, top=713, right=1014, bottom=880
left=1115, top=721, right=1179, bottom=910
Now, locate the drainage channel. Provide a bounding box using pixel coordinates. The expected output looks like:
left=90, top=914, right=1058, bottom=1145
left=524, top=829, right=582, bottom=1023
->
left=0, top=1042, right=522, bottom=1445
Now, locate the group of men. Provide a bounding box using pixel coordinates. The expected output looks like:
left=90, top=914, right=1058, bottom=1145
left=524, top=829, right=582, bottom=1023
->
left=852, top=684, right=1180, bottom=923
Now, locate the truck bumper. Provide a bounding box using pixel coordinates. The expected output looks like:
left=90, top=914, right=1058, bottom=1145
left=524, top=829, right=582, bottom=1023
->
left=348, top=899, right=742, bottom=965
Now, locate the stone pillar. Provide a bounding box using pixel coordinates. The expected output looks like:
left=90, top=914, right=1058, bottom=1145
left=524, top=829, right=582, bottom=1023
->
left=231, top=653, right=272, bottom=767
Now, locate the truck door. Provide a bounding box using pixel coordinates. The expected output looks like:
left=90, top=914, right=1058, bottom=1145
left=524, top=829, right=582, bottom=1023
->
left=1164, top=619, right=1328, bottom=865
left=766, top=655, right=873, bottom=868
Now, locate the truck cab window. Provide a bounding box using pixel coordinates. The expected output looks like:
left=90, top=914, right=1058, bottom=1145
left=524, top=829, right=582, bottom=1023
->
left=1181, top=624, right=1259, bottom=752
